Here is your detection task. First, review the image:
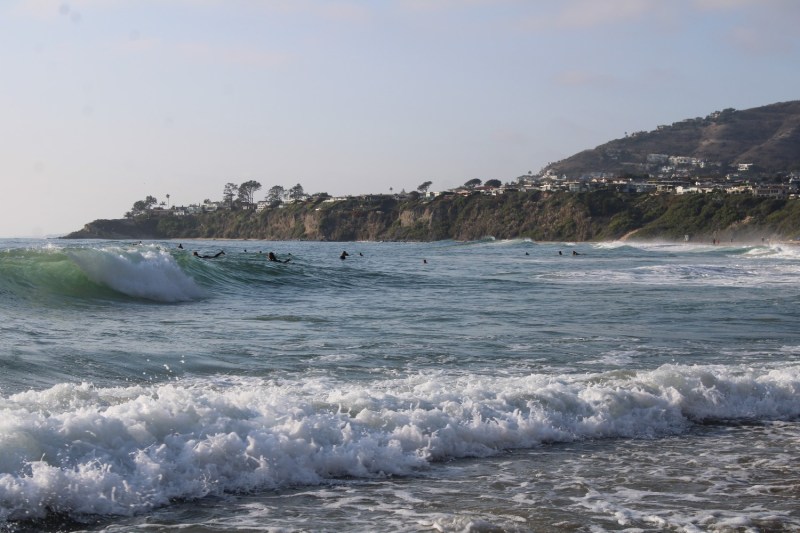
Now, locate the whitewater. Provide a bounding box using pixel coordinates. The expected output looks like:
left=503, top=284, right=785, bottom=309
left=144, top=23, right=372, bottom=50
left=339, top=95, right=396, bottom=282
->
left=0, top=238, right=798, bottom=532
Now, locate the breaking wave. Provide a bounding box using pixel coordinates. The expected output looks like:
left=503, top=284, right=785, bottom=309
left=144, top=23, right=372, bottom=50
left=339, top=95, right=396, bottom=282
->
left=0, top=245, right=204, bottom=303
left=0, top=363, right=798, bottom=523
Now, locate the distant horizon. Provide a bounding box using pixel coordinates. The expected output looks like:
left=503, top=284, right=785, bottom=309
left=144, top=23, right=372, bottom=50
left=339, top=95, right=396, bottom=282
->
left=33, top=97, right=800, bottom=239
left=2, top=0, right=798, bottom=238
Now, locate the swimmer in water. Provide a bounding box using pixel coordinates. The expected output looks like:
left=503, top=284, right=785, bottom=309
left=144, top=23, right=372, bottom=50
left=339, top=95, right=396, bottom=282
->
left=193, top=250, right=225, bottom=259
left=268, top=252, right=290, bottom=263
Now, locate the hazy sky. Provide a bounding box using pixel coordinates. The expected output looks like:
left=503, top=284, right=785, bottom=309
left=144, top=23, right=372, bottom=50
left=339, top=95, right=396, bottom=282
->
left=1, top=0, right=798, bottom=237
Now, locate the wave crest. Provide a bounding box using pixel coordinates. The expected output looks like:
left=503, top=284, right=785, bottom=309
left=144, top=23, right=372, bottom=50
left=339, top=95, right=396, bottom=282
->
left=1, top=364, right=798, bottom=522
left=0, top=245, right=204, bottom=303
left=67, top=247, right=204, bottom=302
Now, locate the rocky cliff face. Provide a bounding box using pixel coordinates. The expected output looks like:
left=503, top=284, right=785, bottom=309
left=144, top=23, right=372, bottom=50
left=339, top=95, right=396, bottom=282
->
left=64, top=191, right=800, bottom=243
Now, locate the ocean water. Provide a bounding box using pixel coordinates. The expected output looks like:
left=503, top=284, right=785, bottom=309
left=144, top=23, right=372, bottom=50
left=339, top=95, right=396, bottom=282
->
left=1, top=237, right=799, bottom=532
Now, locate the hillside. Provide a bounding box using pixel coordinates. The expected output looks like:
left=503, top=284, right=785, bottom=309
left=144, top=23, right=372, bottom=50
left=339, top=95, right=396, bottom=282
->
left=64, top=101, right=800, bottom=243
left=545, top=100, right=800, bottom=177
left=64, top=191, right=800, bottom=243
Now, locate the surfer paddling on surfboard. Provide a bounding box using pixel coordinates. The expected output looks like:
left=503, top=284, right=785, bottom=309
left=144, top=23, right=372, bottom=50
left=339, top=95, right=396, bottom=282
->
left=193, top=251, right=225, bottom=259
left=268, top=252, right=290, bottom=263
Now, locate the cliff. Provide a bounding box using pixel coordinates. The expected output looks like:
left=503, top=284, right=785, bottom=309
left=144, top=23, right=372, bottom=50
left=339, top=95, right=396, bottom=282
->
left=64, top=191, right=800, bottom=243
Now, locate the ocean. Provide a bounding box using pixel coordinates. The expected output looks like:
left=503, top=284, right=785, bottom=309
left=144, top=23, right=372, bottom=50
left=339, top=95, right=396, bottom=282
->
left=0, top=237, right=798, bottom=532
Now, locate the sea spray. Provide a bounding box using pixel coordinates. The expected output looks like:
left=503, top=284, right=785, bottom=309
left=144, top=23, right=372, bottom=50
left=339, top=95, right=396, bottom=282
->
left=66, top=247, right=205, bottom=302
left=1, top=364, right=799, bottom=521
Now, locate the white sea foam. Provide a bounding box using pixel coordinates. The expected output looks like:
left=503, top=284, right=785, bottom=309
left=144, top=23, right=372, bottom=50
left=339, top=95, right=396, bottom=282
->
left=0, top=364, right=798, bottom=522
left=744, top=243, right=800, bottom=260
left=68, top=247, right=205, bottom=302
left=550, top=260, right=795, bottom=287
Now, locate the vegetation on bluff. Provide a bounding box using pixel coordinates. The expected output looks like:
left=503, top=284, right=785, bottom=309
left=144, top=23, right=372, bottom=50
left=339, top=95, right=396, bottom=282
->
left=546, top=100, right=800, bottom=178
left=68, top=100, right=799, bottom=244
left=65, top=191, right=800, bottom=243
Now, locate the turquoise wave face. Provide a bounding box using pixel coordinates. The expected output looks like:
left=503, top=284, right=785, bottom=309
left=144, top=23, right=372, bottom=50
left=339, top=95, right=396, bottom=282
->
left=0, top=247, right=115, bottom=302
left=0, top=245, right=205, bottom=303
left=3, top=238, right=785, bottom=307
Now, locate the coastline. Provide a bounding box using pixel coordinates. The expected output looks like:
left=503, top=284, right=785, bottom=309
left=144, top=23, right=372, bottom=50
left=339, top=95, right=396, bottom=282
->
left=62, top=190, right=800, bottom=244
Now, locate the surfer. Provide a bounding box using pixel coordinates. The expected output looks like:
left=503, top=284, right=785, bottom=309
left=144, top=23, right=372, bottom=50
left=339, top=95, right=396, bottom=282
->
left=340, top=251, right=349, bottom=260
left=193, top=251, right=225, bottom=259
left=177, top=243, right=183, bottom=249
left=558, top=250, right=562, bottom=255
left=572, top=250, right=580, bottom=255
left=268, top=252, right=290, bottom=263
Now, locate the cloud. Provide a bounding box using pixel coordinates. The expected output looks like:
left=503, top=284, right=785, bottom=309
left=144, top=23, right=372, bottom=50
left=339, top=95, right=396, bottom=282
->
left=10, top=0, right=102, bottom=19
left=692, top=0, right=763, bottom=10
left=726, top=26, right=796, bottom=56
left=174, top=41, right=291, bottom=68
left=553, top=0, right=655, bottom=29
left=11, top=0, right=373, bottom=23
left=490, top=127, right=529, bottom=146
left=514, top=0, right=665, bottom=31
left=249, top=0, right=372, bottom=23
left=114, top=33, right=291, bottom=69
left=398, top=0, right=501, bottom=13
left=553, top=70, right=618, bottom=88
left=120, top=32, right=162, bottom=53
left=700, top=0, right=800, bottom=56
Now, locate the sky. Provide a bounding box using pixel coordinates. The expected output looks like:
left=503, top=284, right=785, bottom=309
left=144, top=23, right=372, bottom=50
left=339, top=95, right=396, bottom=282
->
left=1, top=0, right=798, bottom=237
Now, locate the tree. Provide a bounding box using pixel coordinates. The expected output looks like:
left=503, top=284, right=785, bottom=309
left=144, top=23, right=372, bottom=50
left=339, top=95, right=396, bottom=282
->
left=223, top=182, right=238, bottom=207
left=417, top=180, right=433, bottom=193
left=484, top=179, right=502, bottom=188
left=464, top=178, right=482, bottom=189
left=129, top=195, right=158, bottom=217
left=288, top=183, right=305, bottom=201
left=238, top=180, right=262, bottom=205
left=267, top=185, right=285, bottom=204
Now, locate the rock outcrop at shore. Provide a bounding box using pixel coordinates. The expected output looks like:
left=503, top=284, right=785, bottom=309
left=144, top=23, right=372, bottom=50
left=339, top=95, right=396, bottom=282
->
left=64, top=191, right=800, bottom=243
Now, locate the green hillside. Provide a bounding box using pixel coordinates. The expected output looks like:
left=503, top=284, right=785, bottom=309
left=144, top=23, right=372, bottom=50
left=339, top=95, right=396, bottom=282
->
left=546, top=100, right=800, bottom=177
